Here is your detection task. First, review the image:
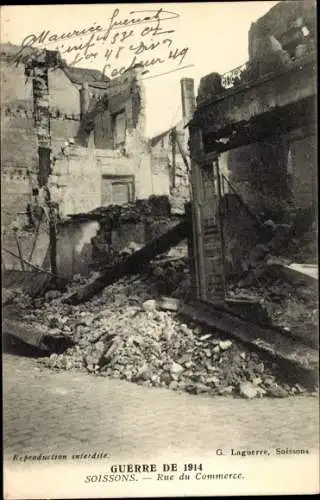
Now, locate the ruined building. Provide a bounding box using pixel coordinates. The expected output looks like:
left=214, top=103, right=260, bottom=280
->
left=0, top=44, right=152, bottom=224
left=1, top=43, right=192, bottom=275
left=1, top=43, right=192, bottom=227
left=193, top=0, right=316, bottom=215
left=188, top=0, right=317, bottom=302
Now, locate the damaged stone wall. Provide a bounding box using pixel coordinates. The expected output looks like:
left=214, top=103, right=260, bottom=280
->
left=0, top=53, right=36, bottom=227
left=1, top=46, right=154, bottom=229
left=231, top=0, right=316, bottom=215
left=80, top=66, right=147, bottom=153
left=48, top=144, right=154, bottom=217
left=224, top=130, right=317, bottom=218
left=226, top=138, right=292, bottom=217
left=249, top=0, right=316, bottom=68
left=89, top=196, right=183, bottom=274
left=0, top=46, right=84, bottom=228
left=51, top=195, right=181, bottom=278
left=0, top=51, right=83, bottom=171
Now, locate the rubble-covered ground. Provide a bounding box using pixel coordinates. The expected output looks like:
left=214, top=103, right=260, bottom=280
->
left=4, top=259, right=317, bottom=399
left=227, top=277, right=318, bottom=347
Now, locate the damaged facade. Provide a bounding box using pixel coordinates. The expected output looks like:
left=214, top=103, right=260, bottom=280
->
left=1, top=44, right=151, bottom=223
left=188, top=0, right=317, bottom=302
left=1, top=45, right=192, bottom=226
left=1, top=44, right=191, bottom=274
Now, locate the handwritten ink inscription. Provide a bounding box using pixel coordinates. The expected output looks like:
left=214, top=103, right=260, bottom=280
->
left=15, top=8, right=191, bottom=79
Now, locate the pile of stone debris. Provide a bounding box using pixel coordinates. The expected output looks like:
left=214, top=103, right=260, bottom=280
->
left=74, top=195, right=172, bottom=227
left=227, top=278, right=317, bottom=346
left=5, top=269, right=313, bottom=400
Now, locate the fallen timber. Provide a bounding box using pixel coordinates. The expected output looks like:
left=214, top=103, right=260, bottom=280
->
left=3, top=214, right=317, bottom=382
left=61, top=218, right=318, bottom=379
left=64, top=219, right=190, bottom=305
left=2, top=316, right=74, bottom=353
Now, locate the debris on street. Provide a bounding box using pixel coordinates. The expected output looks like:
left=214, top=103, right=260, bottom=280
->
left=4, top=261, right=317, bottom=399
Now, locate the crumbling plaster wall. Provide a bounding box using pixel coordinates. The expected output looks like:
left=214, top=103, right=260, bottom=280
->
left=49, top=145, right=154, bottom=217
left=0, top=55, right=83, bottom=228
left=88, top=67, right=147, bottom=153
left=224, top=132, right=316, bottom=217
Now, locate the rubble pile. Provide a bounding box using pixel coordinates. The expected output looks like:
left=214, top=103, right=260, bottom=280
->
left=4, top=271, right=312, bottom=399
left=77, top=195, right=172, bottom=228
left=266, top=203, right=317, bottom=264
left=228, top=269, right=318, bottom=346
left=148, top=254, right=192, bottom=300
left=284, top=223, right=317, bottom=264
left=87, top=195, right=184, bottom=271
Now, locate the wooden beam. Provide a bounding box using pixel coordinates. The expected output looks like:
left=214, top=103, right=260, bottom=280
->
left=202, top=95, right=316, bottom=154
left=3, top=247, right=55, bottom=277
left=64, top=219, right=190, bottom=304
left=3, top=316, right=74, bottom=353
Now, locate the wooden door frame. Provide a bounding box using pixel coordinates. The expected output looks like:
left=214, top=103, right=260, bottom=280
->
left=190, top=152, right=226, bottom=303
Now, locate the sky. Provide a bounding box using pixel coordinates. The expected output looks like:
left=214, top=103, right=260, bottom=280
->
left=1, top=2, right=279, bottom=137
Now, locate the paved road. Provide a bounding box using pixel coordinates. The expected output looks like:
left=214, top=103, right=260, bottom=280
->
left=3, top=353, right=319, bottom=462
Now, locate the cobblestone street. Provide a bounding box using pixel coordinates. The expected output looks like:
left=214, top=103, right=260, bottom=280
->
left=3, top=353, right=319, bottom=462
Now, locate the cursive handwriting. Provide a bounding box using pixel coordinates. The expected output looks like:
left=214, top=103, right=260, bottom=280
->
left=15, top=8, right=192, bottom=80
